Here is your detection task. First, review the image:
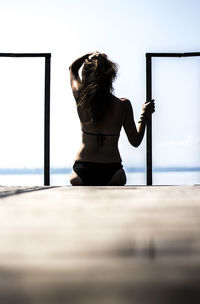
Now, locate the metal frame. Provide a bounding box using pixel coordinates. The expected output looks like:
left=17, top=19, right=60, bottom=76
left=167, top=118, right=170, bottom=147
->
left=0, top=53, right=51, bottom=186
left=146, top=52, right=200, bottom=185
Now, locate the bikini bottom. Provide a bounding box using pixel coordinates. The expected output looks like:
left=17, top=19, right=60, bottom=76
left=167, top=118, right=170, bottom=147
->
left=73, top=161, right=123, bottom=186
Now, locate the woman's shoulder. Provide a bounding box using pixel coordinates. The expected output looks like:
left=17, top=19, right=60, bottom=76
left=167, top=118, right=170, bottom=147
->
left=112, top=95, right=130, bottom=103
left=119, top=97, right=131, bottom=104
left=112, top=96, right=132, bottom=110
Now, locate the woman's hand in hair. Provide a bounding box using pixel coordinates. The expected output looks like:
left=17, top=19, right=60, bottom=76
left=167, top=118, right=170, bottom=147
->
left=88, top=51, right=100, bottom=61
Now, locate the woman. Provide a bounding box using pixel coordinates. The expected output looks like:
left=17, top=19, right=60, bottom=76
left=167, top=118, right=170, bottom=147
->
left=69, top=52, right=155, bottom=186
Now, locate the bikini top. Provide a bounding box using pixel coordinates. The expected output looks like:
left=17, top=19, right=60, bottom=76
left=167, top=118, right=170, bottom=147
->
left=81, top=128, right=120, bottom=147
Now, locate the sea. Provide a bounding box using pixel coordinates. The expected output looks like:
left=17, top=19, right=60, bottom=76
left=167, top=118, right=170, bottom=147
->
left=0, top=168, right=200, bottom=186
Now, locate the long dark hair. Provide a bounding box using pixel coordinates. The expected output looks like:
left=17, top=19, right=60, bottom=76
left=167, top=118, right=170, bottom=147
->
left=77, top=53, right=118, bottom=123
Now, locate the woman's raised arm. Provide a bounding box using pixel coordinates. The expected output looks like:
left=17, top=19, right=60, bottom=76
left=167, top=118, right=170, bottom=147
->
left=69, top=53, right=92, bottom=99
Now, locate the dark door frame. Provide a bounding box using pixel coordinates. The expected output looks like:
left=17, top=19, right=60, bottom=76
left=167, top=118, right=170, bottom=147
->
left=146, top=52, right=200, bottom=185
left=0, top=53, right=51, bottom=186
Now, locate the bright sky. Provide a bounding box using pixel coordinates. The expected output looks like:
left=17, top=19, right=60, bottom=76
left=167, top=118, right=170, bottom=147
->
left=0, top=0, right=200, bottom=170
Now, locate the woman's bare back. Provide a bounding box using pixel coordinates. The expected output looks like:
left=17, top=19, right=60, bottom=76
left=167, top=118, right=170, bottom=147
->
left=75, top=95, right=127, bottom=163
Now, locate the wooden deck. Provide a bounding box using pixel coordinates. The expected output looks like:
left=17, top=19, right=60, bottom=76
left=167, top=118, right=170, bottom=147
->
left=0, top=185, right=200, bottom=304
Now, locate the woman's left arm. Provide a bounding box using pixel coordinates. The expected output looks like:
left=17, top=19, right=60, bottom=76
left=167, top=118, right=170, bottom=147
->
left=69, top=53, right=92, bottom=99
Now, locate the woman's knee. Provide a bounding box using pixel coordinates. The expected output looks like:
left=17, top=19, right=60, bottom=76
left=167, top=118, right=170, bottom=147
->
left=70, top=170, right=84, bottom=186
left=108, top=169, right=126, bottom=186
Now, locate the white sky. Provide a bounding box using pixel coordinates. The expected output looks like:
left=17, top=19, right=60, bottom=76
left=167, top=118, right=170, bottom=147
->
left=0, top=0, right=200, bottom=169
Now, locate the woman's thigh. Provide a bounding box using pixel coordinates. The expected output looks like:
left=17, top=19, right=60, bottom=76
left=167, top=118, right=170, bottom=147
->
left=108, top=168, right=126, bottom=186
left=70, top=170, right=84, bottom=186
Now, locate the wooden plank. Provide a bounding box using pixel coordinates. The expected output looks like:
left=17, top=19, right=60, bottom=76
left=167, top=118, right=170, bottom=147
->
left=0, top=186, right=200, bottom=303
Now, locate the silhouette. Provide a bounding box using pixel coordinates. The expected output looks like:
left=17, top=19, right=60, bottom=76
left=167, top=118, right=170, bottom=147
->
left=69, top=52, right=155, bottom=186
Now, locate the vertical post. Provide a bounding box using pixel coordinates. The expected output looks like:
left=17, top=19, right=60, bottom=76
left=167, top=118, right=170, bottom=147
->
left=44, top=55, right=51, bottom=186
left=146, top=54, right=152, bottom=185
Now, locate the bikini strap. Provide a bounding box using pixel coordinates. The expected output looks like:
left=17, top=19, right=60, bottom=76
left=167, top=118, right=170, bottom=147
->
left=81, top=129, right=119, bottom=137
left=81, top=129, right=119, bottom=147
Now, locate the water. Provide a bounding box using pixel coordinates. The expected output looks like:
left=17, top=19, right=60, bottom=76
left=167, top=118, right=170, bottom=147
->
left=0, top=170, right=200, bottom=186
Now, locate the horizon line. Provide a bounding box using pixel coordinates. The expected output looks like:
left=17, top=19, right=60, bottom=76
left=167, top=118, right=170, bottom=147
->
left=0, top=166, right=200, bottom=175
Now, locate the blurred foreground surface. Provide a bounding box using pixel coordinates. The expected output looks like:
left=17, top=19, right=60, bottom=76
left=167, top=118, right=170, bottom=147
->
left=0, top=185, right=200, bottom=304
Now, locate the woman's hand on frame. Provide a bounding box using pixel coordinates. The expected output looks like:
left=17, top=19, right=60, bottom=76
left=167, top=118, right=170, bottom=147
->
left=142, top=99, right=155, bottom=117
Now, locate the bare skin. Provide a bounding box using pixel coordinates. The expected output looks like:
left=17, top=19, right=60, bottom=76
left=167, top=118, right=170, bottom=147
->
left=69, top=53, right=155, bottom=186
